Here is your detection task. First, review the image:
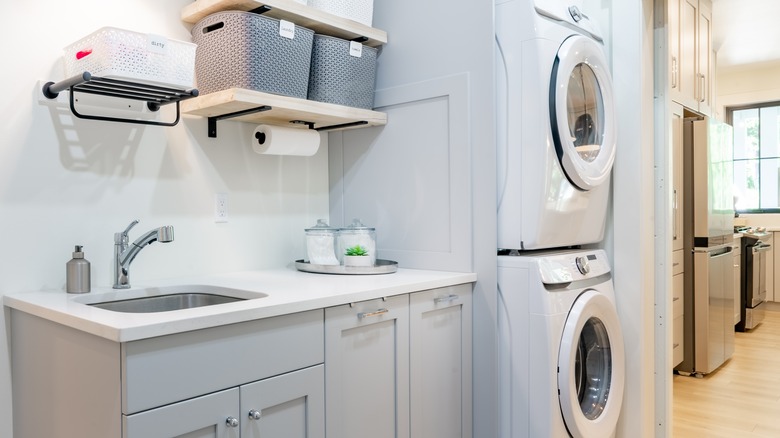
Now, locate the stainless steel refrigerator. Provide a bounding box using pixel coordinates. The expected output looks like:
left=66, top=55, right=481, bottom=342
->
left=676, top=116, right=735, bottom=376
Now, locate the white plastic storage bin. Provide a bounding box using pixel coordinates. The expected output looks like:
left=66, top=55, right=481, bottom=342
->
left=63, top=27, right=196, bottom=89
left=308, top=0, right=374, bottom=27
left=191, top=11, right=314, bottom=98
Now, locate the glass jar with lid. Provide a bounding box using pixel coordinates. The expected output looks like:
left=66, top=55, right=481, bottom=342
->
left=338, top=218, right=376, bottom=266
left=304, top=219, right=339, bottom=265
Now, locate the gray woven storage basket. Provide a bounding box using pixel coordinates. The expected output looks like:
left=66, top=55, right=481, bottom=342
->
left=191, top=11, right=314, bottom=98
left=307, top=34, right=378, bottom=109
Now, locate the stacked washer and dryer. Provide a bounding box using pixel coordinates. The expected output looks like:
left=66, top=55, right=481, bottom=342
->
left=495, top=1, right=625, bottom=437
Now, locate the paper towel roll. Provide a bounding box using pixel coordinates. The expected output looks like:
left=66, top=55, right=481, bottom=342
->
left=252, top=124, right=321, bottom=156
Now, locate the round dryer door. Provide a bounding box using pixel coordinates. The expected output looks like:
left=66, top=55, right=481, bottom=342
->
left=557, top=289, right=625, bottom=438
left=550, top=34, right=616, bottom=191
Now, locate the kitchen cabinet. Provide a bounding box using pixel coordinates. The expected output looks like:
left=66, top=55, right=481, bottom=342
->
left=325, top=284, right=473, bottom=438
left=668, top=0, right=712, bottom=115
left=10, top=309, right=325, bottom=438
left=672, top=249, right=685, bottom=367
left=671, top=102, right=685, bottom=368
left=325, top=294, right=411, bottom=438
left=180, top=0, right=388, bottom=136
left=126, top=365, right=324, bottom=438
left=409, top=287, right=473, bottom=438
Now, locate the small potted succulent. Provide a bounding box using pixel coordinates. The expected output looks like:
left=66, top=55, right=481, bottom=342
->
left=343, top=244, right=372, bottom=267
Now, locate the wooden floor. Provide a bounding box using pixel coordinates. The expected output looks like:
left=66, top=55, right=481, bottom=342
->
left=673, top=308, right=780, bottom=437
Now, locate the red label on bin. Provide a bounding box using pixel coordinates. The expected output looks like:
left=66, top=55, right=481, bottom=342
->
left=75, top=50, right=92, bottom=60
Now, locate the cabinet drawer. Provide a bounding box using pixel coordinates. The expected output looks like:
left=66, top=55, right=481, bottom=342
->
left=673, top=315, right=684, bottom=367
left=122, top=309, right=324, bottom=414
left=672, top=249, right=685, bottom=276
left=673, top=273, right=684, bottom=318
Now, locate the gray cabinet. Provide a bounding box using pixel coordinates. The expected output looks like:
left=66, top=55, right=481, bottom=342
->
left=124, top=365, right=325, bottom=438
left=325, top=285, right=473, bottom=438
left=325, top=295, right=411, bottom=438
left=11, top=285, right=473, bottom=438
left=409, top=285, right=472, bottom=438
left=240, top=365, right=324, bottom=438
left=10, top=309, right=324, bottom=438
left=124, top=388, right=240, bottom=438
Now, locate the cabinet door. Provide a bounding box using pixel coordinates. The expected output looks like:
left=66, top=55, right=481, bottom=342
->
left=123, top=388, right=239, bottom=438
left=677, top=0, right=699, bottom=109
left=325, top=295, right=410, bottom=438
left=770, top=233, right=778, bottom=302
left=672, top=102, right=684, bottom=252
left=240, top=365, right=324, bottom=438
left=668, top=0, right=681, bottom=102
left=409, top=285, right=472, bottom=438
left=672, top=272, right=684, bottom=367
left=697, top=0, right=713, bottom=115
left=734, top=244, right=741, bottom=325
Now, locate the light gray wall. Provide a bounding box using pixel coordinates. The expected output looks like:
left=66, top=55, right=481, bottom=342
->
left=611, top=0, right=657, bottom=436
left=328, top=0, right=497, bottom=436
left=0, top=2, right=330, bottom=435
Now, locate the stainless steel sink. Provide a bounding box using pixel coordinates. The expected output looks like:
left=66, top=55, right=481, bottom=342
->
left=89, top=293, right=246, bottom=313
left=81, top=285, right=266, bottom=313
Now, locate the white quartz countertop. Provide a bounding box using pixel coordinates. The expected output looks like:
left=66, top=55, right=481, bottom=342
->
left=4, top=267, right=476, bottom=342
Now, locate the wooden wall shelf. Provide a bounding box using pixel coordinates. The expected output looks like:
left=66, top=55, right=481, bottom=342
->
left=181, top=88, right=387, bottom=137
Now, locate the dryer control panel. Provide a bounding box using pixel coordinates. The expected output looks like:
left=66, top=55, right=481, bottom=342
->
left=537, top=250, right=610, bottom=285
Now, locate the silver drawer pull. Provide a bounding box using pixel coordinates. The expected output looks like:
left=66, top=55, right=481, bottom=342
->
left=673, top=343, right=680, bottom=349
left=673, top=297, right=680, bottom=302
left=358, top=308, right=388, bottom=319
left=226, top=417, right=239, bottom=428
left=249, top=409, right=262, bottom=420
left=434, top=294, right=460, bottom=304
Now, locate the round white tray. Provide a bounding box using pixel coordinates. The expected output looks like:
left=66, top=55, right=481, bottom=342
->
left=295, top=259, right=398, bottom=275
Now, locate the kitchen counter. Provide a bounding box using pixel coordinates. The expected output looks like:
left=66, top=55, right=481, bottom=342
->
left=3, top=266, right=476, bottom=342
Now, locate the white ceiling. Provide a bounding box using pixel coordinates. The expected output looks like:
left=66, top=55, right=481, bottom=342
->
left=713, top=0, right=780, bottom=69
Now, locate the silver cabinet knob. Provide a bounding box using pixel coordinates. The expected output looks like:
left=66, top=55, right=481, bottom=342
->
left=248, top=409, right=262, bottom=420
left=226, top=417, right=239, bottom=428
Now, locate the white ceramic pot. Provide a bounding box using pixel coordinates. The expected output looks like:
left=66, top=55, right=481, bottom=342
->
left=343, top=255, right=373, bottom=267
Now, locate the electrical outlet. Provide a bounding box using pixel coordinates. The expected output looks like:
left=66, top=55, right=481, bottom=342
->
left=215, top=193, right=228, bottom=223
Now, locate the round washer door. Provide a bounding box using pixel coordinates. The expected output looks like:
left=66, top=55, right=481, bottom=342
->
left=550, top=35, right=616, bottom=191
left=557, top=289, right=625, bottom=438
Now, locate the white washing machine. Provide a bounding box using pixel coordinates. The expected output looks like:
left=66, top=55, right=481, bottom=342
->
left=495, top=0, right=617, bottom=250
left=498, top=249, right=625, bottom=438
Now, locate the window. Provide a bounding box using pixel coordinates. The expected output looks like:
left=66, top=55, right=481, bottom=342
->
left=730, top=102, right=780, bottom=212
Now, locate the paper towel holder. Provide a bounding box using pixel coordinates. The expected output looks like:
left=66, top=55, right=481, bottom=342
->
left=207, top=106, right=371, bottom=138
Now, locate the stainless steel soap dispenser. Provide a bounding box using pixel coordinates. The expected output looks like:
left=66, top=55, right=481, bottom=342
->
left=66, top=245, right=91, bottom=294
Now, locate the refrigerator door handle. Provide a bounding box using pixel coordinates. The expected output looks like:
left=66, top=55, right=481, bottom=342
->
left=693, top=244, right=733, bottom=257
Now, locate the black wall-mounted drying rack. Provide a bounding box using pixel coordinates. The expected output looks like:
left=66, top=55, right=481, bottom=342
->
left=42, top=72, right=199, bottom=127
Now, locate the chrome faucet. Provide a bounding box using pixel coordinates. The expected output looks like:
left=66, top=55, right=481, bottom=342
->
left=113, top=220, right=174, bottom=289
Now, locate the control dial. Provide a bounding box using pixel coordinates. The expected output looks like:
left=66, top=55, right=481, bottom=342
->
left=575, top=256, right=590, bottom=275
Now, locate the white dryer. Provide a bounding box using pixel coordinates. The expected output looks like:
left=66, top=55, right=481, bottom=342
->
left=496, top=0, right=616, bottom=250
left=497, top=249, right=624, bottom=438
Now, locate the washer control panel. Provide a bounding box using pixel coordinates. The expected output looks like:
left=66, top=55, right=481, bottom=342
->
left=537, top=250, right=610, bottom=284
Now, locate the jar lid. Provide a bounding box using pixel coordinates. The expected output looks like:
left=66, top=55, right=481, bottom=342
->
left=340, top=218, right=375, bottom=232
left=305, top=219, right=338, bottom=233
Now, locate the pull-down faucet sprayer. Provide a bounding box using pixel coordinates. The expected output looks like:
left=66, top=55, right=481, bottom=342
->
left=113, top=220, right=174, bottom=289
